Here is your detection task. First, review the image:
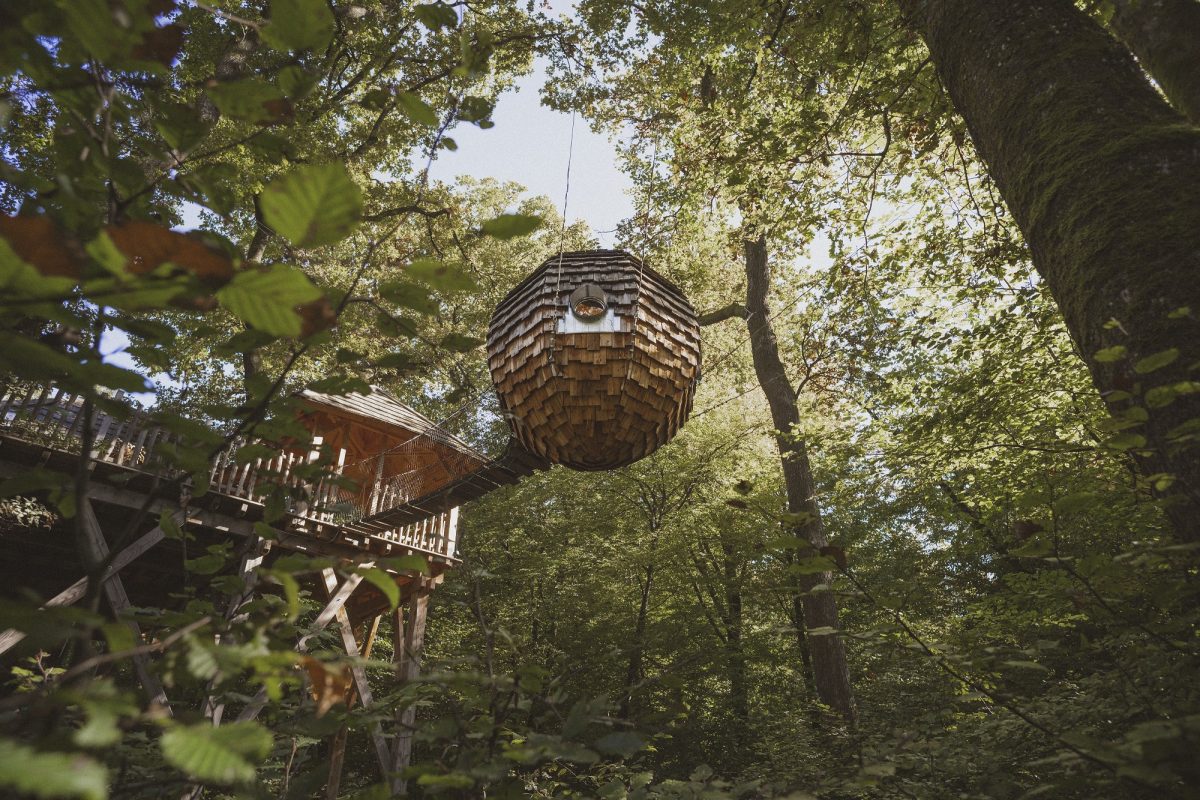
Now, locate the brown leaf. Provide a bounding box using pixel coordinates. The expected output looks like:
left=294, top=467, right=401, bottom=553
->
left=300, top=655, right=351, bottom=717
left=1012, top=519, right=1044, bottom=540
left=105, top=221, right=233, bottom=284
left=261, top=98, right=295, bottom=126
left=298, top=296, right=337, bottom=338
left=133, top=23, right=185, bottom=65
left=0, top=216, right=81, bottom=278
left=819, top=545, right=847, bottom=571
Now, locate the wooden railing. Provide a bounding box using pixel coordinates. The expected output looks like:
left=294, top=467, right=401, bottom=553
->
left=0, top=384, right=458, bottom=560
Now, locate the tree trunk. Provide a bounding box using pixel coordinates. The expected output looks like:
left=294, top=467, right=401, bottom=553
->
left=898, top=0, right=1200, bottom=542
left=1109, top=0, right=1200, bottom=124
left=790, top=579, right=816, bottom=696
left=744, top=234, right=856, bottom=722
left=621, top=558, right=654, bottom=719
left=722, top=541, right=748, bottom=721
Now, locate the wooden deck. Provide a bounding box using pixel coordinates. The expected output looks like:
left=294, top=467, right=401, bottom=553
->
left=0, top=384, right=459, bottom=563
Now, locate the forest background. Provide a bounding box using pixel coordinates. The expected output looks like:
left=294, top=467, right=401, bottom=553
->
left=0, top=1, right=1198, bottom=799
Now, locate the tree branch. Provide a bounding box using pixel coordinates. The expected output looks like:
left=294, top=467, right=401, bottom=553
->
left=698, top=303, right=750, bottom=326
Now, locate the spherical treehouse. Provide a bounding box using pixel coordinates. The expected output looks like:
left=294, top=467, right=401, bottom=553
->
left=487, top=250, right=702, bottom=471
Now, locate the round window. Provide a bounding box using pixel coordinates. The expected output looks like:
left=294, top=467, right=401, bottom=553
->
left=569, top=284, right=608, bottom=321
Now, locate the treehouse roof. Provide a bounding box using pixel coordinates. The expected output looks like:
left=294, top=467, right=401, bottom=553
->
left=299, top=386, right=487, bottom=464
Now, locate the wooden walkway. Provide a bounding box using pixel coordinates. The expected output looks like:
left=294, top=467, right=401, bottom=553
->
left=0, top=384, right=459, bottom=562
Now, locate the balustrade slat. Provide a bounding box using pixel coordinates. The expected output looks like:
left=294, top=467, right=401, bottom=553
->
left=63, top=394, right=87, bottom=443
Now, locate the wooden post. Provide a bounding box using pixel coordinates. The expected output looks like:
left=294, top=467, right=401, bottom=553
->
left=390, top=578, right=430, bottom=795
left=79, top=500, right=172, bottom=713
left=324, top=613, right=382, bottom=800
left=368, top=452, right=386, bottom=515
left=202, top=537, right=271, bottom=726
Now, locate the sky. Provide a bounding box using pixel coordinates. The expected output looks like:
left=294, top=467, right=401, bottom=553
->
left=427, top=58, right=634, bottom=246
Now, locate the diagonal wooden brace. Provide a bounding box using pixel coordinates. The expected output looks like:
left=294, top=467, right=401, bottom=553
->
left=320, top=568, right=392, bottom=781
left=79, top=499, right=172, bottom=713
left=0, top=511, right=182, bottom=656
left=235, top=569, right=367, bottom=723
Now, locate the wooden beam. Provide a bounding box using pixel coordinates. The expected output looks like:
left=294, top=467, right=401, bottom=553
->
left=204, top=537, right=271, bottom=727
left=320, top=569, right=392, bottom=781
left=0, top=512, right=182, bottom=656
left=236, top=569, right=367, bottom=724
left=323, top=612, right=381, bottom=800
left=79, top=500, right=172, bottom=713
left=390, top=579, right=430, bottom=795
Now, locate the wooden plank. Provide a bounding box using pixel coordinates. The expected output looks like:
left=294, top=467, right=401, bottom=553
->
left=237, top=569, right=366, bottom=723
left=79, top=500, right=172, bottom=713
left=320, top=568, right=392, bottom=780
left=390, top=580, right=430, bottom=794
left=204, top=537, right=271, bottom=727
left=0, top=513, right=181, bottom=656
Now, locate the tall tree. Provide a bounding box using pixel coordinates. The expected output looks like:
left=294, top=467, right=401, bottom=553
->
left=1107, top=0, right=1200, bottom=124
left=898, top=0, right=1200, bottom=541
left=744, top=233, right=855, bottom=722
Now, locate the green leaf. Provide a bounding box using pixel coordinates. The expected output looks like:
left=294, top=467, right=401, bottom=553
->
left=261, top=0, right=335, bottom=52
left=1145, top=385, right=1177, bottom=408
left=356, top=567, right=400, bottom=610
left=205, top=79, right=291, bottom=125
left=1106, top=431, right=1147, bottom=451
left=594, top=731, right=644, bottom=757
left=264, top=569, right=301, bottom=621
left=59, top=0, right=135, bottom=62
left=372, top=352, right=425, bottom=374
left=1134, top=348, right=1179, bottom=374
left=1093, top=345, right=1126, bottom=363
left=378, top=280, right=438, bottom=314
left=0, top=237, right=76, bottom=297
left=260, top=164, right=362, bottom=248
left=185, top=553, right=227, bottom=576
left=1054, top=492, right=1099, bottom=515
left=457, top=95, right=493, bottom=123
left=216, top=265, right=322, bottom=337
left=415, top=2, right=459, bottom=31
left=396, top=92, right=438, bottom=126
left=439, top=333, right=483, bottom=352
left=101, top=622, right=135, bottom=653
left=406, top=258, right=477, bottom=292
left=0, top=740, right=108, bottom=800
left=74, top=707, right=122, bottom=749
left=788, top=555, right=837, bottom=575
left=160, top=722, right=273, bottom=785
left=480, top=213, right=543, bottom=240
left=417, top=773, right=475, bottom=789
left=154, top=102, right=210, bottom=152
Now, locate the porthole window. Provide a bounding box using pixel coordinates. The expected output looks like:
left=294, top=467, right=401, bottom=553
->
left=569, top=283, right=608, bottom=321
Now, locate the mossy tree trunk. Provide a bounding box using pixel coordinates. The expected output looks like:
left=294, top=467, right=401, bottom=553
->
left=898, top=0, right=1200, bottom=541
left=744, top=234, right=856, bottom=722
left=1109, top=0, right=1200, bottom=124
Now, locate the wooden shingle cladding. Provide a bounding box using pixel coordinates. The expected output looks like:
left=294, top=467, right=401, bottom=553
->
left=487, top=250, right=702, bottom=471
